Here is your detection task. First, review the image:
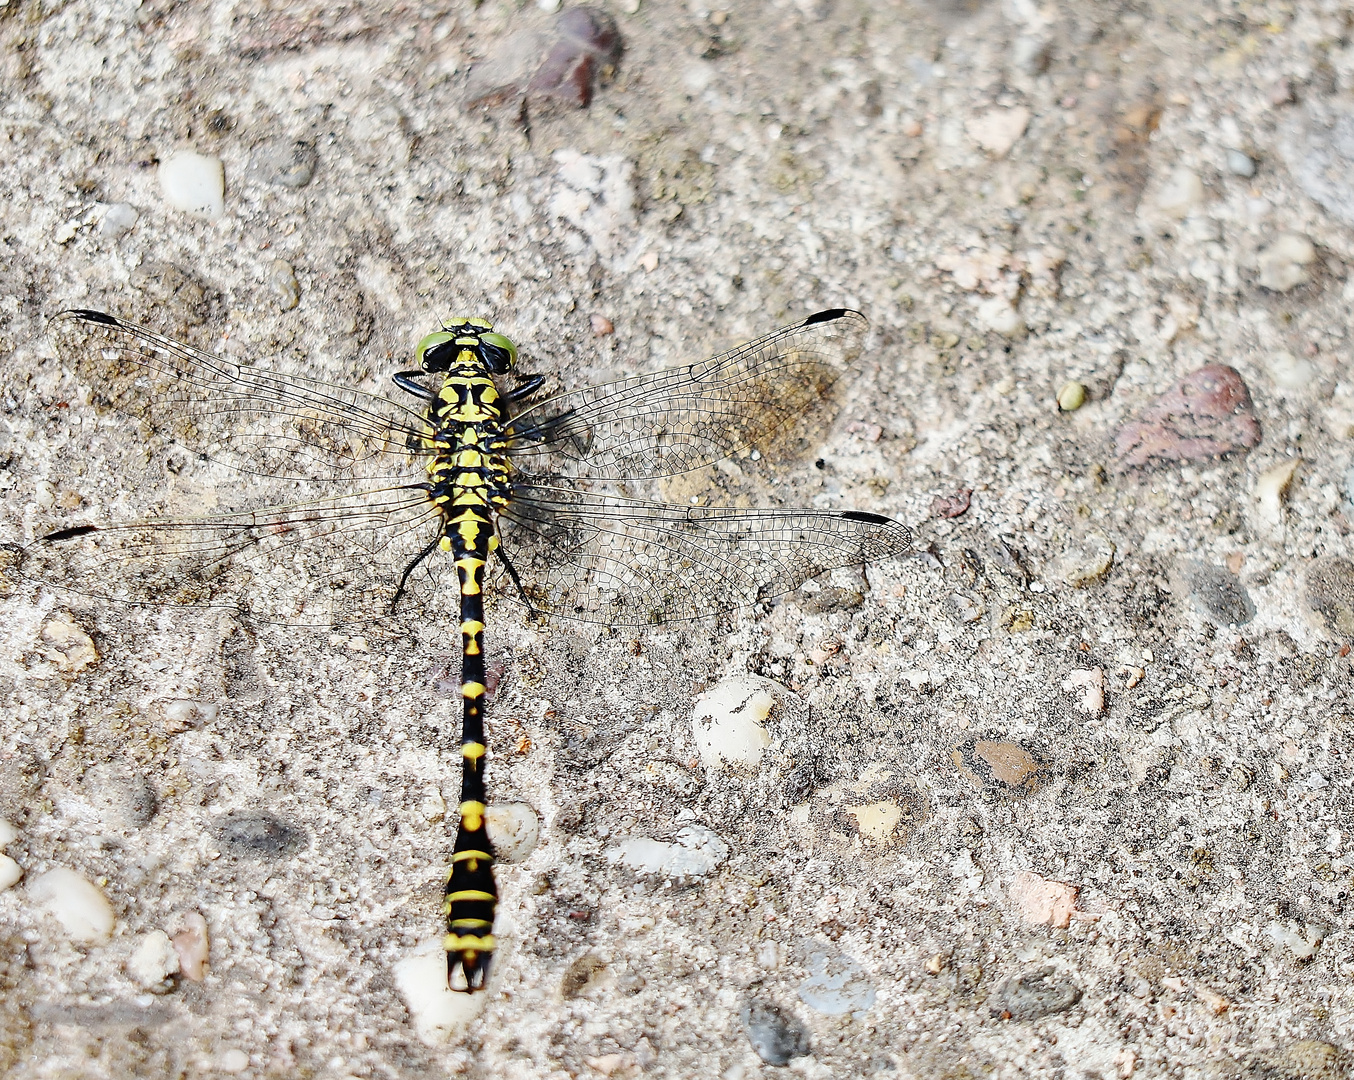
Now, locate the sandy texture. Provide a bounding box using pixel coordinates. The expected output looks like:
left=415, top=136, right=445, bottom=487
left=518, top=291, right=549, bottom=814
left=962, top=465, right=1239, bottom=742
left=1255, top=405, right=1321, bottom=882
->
left=3, top=0, right=1354, bottom=1076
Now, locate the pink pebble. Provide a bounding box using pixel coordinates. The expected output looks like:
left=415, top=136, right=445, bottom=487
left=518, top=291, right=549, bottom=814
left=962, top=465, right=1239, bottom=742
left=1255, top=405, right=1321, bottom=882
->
left=1115, top=364, right=1261, bottom=469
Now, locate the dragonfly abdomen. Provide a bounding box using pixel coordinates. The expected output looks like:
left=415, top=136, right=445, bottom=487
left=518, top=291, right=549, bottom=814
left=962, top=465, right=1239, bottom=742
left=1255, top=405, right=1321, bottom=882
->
left=425, top=353, right=516, bottom=992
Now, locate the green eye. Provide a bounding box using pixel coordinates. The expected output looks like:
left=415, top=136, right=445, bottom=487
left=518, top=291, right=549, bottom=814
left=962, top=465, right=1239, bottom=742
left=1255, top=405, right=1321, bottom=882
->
left=416, top=331, right=455, bottom=367
left=480, top=332, right=518, bottom=366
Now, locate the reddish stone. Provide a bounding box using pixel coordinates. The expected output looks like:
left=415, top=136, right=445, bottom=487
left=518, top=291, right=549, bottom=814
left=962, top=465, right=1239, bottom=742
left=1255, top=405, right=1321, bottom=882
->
left=1115, top=364, right=1261, bottom=468
left=930, top=488, right=973, bottom=519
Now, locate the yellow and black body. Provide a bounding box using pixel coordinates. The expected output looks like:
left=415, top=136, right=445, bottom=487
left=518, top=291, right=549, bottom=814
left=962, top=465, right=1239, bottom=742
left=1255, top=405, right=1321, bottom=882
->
left=397, top=319, right=521, bottom=991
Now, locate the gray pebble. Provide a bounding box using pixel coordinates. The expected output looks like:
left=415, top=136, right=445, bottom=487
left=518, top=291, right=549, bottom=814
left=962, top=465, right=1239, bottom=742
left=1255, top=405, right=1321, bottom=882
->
left=1304, top=556, right=1354, bottom=639
left=742, top=999, right=810, bottom=1066
left=991, top=966, right=1082, bottom=1020
left=248, top=139, right=318, bottom=188
left=218, top=813, right=303, bottom=857
left=1182, top=561, right=1254, bottom=626
left=1225, top=149, right=1256, bottom=178
left=82, top=763, right=157, bottom=828
left=269, top=259, right=301, bottom=310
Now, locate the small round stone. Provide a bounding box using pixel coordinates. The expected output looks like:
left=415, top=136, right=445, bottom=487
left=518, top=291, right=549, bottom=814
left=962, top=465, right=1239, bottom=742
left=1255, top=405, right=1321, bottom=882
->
left=743, top=999, right=810, bottom=1065
left=1154, top=166, right=1204, bottom=218
left=1181, top=561, right=1254, bottom=626
left=1057, top=380, right=1086, bottom=411
left=269, top=259, right=300, bottom=311
left=1115, top=365, right=1261, bottom=468
left=952, top=738, right=1046, bottom=797
left=218, top=813, right=303, bottom=858
left=798, top=950, right=876, bottom=1015
left=171, top=911, right=210, bottom=981
left=1258, top=233, right=1317, bottom=292
left=0, top=855, right=21, bottom=892
left=127, top=930, right=179, bottom=987
left=29, top=866, right=115, bottom=944
left=99, top=202, right=139, bottom=238
left=607, top=824, right=728, bottom=879
left=1059, top=531, right=1116, bottom=588
left=247, top=139, right=317, bottom=188
left=691, top=676, right=777, bottom=771
left=1226, top=149, right=1256, bottom=177
left=159, top=150, right=225, bottom=219
left=991, top=966, right=1082, bottom=1019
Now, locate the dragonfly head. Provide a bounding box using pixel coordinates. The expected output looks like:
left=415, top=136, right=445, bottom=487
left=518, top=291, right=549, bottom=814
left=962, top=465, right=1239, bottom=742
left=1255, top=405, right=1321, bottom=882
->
left=417, top=318, right=519, bottom=375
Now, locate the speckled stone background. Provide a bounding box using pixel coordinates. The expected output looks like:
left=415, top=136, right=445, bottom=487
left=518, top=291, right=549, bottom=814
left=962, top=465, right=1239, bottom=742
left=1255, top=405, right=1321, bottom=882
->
left=3, top=1, right=1354, bottom=1077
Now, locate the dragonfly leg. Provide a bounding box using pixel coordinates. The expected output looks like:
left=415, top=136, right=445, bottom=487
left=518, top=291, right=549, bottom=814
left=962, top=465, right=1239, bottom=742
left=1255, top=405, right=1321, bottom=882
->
left=503, top=373, right=548, bottom=405
left=391, top=533, right=440, bottom=613
left=494, top=542, right=537, bottom=611
left=393, top=371, right=435, bottom=401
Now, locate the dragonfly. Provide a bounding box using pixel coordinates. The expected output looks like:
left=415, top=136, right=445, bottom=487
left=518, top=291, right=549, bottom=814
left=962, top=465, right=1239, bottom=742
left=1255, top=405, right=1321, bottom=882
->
left=25, top=306, right=913, bottom=991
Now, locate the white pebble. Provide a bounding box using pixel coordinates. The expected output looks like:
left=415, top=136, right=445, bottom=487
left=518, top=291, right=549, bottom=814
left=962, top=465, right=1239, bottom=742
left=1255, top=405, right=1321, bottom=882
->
left=159, top=150, right=225, bottom=219
left=1257, top=233, right=1316, bottom=292
left=976, top=296, right=1024, bottom=336
left=536, top=0, right=562, bottom=9
left=1225, top=149, right=1256, bottom=177
left=0, top=855, right=21, bottom=891
left=418, top=786, right=446, bottom=823
left=485, top=802, right=540, bottom=864
left=127, top=930, right=179, bottom=987
left=218, top=1048, right=250, bottom=1074
left=40, top=617, right=98, bottom=672
left=1265, top=921, right=1322, bottom=960
left=607, top=824, right=729, bottom=878
left=1062, top=667, right=1106, bottom=717
left=1255, top=457, right=1301, bottom=528
left=393, top=945, right=486, bottom=1043
left=965, top=106, right=1031, bottom=158
left=99, top=202, right=139, bottom=238
left=691, top=676, right=776, bottom=770
left=0, top=819, right=17, bottom=846
left=1154, top=167, right=1204, bottom=218
left=29, top=867, right=115, bottom=944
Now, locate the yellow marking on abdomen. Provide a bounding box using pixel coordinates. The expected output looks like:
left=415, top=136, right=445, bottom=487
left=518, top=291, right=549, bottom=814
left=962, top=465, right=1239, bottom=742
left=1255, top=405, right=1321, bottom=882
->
left=446, top=889, right=496, bottom=903
left=462, top=741, right=486, bottom=761
left=461, top=682, right=486, bottom=699
left=461, top=619, right=485, bottom=637
left=459, top=800, right=485, bottom=829
left=445, top=933, right=496, bottom=950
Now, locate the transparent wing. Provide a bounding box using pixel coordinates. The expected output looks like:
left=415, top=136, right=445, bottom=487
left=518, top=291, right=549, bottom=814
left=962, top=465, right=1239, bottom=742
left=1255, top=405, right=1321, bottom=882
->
left=49, top=309, right=432, bottom=483
left=503, top=309, right=868, bottom=481
left=496, top=480, right=912, bottom=626
left=20, top=486, right=465, bottom=627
